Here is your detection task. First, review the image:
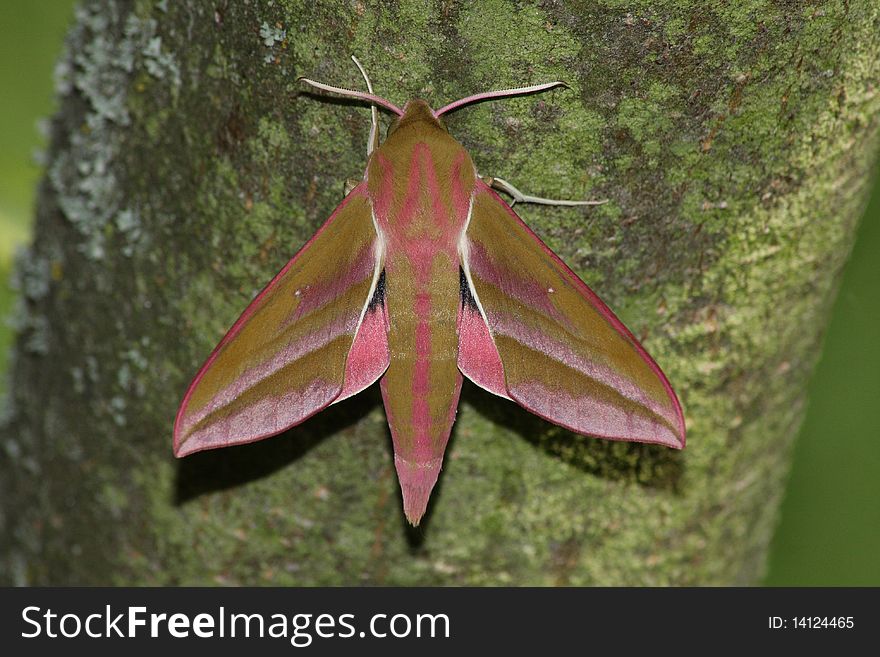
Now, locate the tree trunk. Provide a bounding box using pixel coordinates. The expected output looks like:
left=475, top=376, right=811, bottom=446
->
left=2, top=0, right=878, bottom=585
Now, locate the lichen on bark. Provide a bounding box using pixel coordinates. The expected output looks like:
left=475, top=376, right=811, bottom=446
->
left=1, top=0, right=878, bottom=585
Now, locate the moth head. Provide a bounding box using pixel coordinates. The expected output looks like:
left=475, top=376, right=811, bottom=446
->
left=387, top=99, right=447, bottom=136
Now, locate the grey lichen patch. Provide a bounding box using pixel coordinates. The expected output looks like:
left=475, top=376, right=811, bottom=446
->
left=7, top=248, right=53, bottom=356
left=259, top=11, right=290, bottom=67
left=10, top=248, right=51, bottom=303
left=142, top=35, right=181, bottom=88
left=114, top=207, right=146, bottom=256
left=109, top=395, right=128, bottom=426
left=47, top=3, right=182, bottom=261
left=260, top=21, right=286, bottom=47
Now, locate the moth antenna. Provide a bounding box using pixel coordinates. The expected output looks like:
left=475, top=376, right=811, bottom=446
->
left=435, top=81, right=569, bottom=117
left=485, top=176, right=608, bottom=207
left=351, top=55, right=380, bottom=155
left=298, top=76, right=404, bottom=117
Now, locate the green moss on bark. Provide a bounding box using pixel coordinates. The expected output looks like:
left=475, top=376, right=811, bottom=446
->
left=1, top=0, right=878, bottom=585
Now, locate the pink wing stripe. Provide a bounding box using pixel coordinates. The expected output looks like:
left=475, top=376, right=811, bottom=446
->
left=335, top=303, right=390, bottom=402
left=456, top=303, right=510, bottom=399
left=280, top=242, right=376, bottom=327
left=177, top=310, right=363, bottom=441
left=509, top=381, right=682, bottom=448
left=465, top=239, right=568, bottom=324
left=473, top=181, right=653, bottom=347
left=474, top=307, right=677, bottom=428
left=176, top=238, right=377, bottom=439
left=174, top=185, right=379, bottom=456
left=177, top=380, right=339, bottom=457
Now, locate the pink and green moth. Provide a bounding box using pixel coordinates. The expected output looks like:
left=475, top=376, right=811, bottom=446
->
left=173, top=58, right=686, bottom=526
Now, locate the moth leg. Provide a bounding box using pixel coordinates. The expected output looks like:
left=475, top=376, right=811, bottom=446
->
left=480, top=175, right=607, bottom=208
left=351, top=55, right=379, bottom=156
left=343, top=177, right=362, bottom=197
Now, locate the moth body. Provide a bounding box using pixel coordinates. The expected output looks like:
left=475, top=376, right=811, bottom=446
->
left=366, top=100, right=476, bottom=520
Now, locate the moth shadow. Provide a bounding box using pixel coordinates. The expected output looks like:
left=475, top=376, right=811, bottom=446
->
left=460, top=381, right=684, bottom=493
left=173, top=388, right=380, bottom=505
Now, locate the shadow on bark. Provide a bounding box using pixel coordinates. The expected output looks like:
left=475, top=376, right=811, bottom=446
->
left=174, top=385, right=382, bottom=504
left=460, top=380, right=685, bottom=492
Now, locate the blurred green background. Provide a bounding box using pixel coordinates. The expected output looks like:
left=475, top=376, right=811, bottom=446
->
left=0, top=3, right=877, bottom=585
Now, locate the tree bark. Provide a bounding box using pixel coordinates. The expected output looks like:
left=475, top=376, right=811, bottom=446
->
left=2, top=0, right=878, bottom=585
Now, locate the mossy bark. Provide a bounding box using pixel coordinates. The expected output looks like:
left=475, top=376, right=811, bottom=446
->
left=2, top=0, right=878, bottom=585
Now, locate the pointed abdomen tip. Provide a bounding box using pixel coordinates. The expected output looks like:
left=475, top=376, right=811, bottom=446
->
left=394, top=455, right=443, bottom=526
left=401, top=483, right=433, bottom=526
